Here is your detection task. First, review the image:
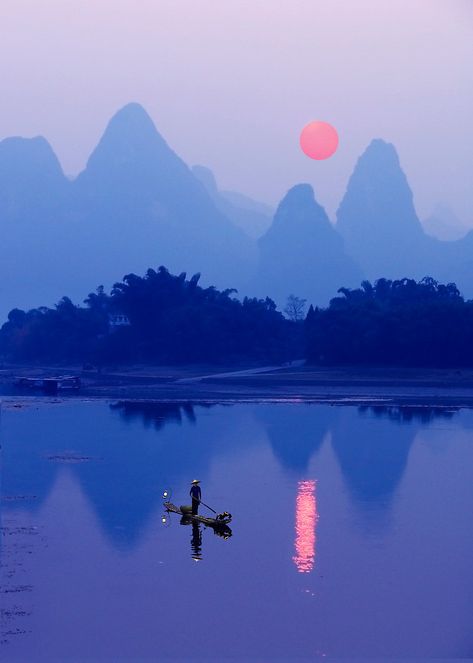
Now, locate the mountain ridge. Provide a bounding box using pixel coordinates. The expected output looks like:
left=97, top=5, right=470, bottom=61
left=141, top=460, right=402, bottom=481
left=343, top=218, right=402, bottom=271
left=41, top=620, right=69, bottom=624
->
left=257, top=183, right=363, bottom=305
left=0, top=105, right=471, bottom=320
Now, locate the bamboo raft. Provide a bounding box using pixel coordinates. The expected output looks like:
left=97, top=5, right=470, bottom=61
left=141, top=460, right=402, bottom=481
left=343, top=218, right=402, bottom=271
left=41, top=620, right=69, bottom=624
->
left=164, top=501, right=232, bottom=528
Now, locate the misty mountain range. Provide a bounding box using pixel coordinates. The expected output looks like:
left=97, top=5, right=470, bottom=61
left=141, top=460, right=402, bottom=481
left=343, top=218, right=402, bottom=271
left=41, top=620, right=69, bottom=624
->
left=0, top=102, right=472, bottom=320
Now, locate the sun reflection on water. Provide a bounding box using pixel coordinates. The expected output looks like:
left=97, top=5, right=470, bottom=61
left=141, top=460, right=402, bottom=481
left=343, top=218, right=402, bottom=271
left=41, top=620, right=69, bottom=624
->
left=293, top=480, right=318, bottom=573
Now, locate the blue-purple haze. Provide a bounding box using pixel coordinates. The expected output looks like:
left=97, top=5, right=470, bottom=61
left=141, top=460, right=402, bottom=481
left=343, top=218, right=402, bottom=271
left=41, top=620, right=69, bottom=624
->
left=1, top=0, right=472, bottom=225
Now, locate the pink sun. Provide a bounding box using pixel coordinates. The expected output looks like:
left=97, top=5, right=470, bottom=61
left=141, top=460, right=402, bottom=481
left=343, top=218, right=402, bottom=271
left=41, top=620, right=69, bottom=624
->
left=300, top=120, right=339, bottom=160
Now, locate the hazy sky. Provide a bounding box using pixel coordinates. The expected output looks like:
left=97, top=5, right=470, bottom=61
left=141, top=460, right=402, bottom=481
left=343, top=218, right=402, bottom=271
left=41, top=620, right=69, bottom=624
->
left=1, top=0, right=472, bottom=224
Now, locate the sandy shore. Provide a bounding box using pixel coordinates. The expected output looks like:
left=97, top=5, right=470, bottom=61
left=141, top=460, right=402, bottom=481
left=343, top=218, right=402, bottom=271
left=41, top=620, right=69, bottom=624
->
left=2, top=363, right=473, bottom=406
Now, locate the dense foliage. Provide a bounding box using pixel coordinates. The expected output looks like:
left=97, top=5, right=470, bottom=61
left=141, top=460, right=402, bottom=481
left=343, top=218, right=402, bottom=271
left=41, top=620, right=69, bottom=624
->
left=0, top=267, right=295, bottom=364
left=3, top=272, right=473, bottom=368
left=305, top=277, right=473, bottom=366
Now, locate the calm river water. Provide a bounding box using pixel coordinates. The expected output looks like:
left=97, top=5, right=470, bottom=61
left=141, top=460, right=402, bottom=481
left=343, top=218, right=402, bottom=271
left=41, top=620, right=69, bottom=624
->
left=1, top=399, right=472, bottom=660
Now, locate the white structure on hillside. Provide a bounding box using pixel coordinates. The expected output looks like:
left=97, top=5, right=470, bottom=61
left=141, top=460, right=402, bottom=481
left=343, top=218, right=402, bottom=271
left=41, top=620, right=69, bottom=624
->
left=108, top=313, right=130, bottom=330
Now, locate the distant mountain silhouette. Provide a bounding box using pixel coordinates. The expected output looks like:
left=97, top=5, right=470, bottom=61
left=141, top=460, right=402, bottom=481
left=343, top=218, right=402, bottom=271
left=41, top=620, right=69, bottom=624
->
left=192, top=164, right=272, bottom=239
left=0, top=136, right=68, bottom=219
left=336, top=139, right=473, bottom=296
left=336, top=139, right=433, bottom=279
left=2, top=111, right=473, bottom=320
left=256, top=183, right=363, bottom=306
left=71, top=103, right=256, bottom=289
left=0, top=103, right=256, bottom=319
left=423, top=202, right=469, bottom=241
left=220, top=190, right=273, bottom=222
left=0, top=136, right=73, bottom=316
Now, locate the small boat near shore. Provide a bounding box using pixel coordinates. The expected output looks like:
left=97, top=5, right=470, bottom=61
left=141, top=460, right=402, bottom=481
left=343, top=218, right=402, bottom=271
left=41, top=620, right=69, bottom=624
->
left=14, top=375, right=81, bottom=393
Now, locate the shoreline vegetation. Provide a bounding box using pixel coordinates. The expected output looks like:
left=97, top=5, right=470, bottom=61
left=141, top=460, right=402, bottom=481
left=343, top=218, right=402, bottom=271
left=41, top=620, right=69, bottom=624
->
left=0, top=267, right=473, bottom=398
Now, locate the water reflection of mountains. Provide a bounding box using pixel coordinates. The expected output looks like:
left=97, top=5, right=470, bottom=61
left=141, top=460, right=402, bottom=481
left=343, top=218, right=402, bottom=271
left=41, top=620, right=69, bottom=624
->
left=260, top=403, right=457, bottom=469
left=2, top=401, right=223, bottom=550
left=1, top=401, right=463, bottom=550
left=260, top=404, right=460, bottom=523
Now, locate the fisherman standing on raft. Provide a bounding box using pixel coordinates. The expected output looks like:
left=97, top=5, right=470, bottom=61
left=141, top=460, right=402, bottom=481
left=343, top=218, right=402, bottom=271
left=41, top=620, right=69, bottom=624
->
left=190, top=479, right=201, bottom=515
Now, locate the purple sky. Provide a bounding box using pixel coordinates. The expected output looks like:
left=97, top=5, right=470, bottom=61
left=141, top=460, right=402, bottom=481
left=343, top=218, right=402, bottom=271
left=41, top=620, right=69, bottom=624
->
left=1, top=0, right=472, bottom=225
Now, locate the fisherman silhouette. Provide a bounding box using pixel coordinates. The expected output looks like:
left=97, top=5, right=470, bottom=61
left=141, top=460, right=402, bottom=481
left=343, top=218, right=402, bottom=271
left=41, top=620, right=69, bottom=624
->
left=190, top=479, right=201, bottom=515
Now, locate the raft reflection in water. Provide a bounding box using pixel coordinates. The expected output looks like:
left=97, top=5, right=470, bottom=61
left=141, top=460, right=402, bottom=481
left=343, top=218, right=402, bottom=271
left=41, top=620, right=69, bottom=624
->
left=179, top=515, right=232, bottom=561
left=293, top=480, right=318, bottom=573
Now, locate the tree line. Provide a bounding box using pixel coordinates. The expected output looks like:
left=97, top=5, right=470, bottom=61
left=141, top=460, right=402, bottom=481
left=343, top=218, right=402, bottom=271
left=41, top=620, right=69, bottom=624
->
left=0, top=267, right=296, bottom=364
left=1, top=270, right=472, bottom=367
left=305, top=277, right=473, bottom=366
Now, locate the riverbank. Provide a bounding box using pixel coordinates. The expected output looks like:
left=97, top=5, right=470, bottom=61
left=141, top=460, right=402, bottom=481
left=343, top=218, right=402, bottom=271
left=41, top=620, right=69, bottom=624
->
left=2, top=363, right=473, bottom=406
